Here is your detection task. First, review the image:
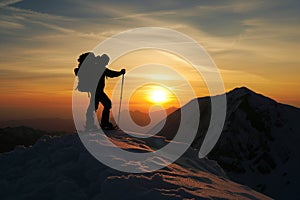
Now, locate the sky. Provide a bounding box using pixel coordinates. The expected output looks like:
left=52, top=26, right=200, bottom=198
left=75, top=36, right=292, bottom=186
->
left=0, top=0, right=299, bottom=120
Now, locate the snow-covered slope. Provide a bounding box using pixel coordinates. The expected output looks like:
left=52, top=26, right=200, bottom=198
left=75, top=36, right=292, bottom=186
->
left=156, top=87, right=300, bottom=199
left=0, top=129, right=270, bottom=199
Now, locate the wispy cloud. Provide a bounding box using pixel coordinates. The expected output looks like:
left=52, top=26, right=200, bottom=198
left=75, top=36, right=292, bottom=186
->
left=195, top=1, right=265, bottom=13
left=0, top=19, right=24, bottom=29
left=0, top=0, right=23, bottom=7
left=0, top=0, right=300, bottom=115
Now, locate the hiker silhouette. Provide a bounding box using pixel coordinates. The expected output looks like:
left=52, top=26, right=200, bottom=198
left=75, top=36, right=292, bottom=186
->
left=74, top=52, right=126, bottom=130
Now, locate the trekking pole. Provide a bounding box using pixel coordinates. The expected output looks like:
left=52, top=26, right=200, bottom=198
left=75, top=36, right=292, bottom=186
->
left=117, top=74, right=125, bottom=126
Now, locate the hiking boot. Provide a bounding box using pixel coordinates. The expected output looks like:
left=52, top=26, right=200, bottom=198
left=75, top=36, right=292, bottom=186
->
left=100, top=122, right=116, bottom=130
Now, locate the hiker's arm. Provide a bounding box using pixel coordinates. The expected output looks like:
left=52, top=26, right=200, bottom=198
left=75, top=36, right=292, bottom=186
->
left=105, top=68, right=126, bottom=78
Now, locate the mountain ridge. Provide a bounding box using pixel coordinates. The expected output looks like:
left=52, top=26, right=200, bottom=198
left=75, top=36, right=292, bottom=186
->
left=154, top=86, right=300, bottom=198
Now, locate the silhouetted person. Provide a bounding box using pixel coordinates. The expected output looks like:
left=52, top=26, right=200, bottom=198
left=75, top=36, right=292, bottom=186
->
left=75, top=52, right=125, bottom=130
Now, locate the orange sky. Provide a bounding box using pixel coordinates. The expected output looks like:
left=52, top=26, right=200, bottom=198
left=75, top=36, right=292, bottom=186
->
left=0, top=0, right=299, bottom=120
left=1, top=38, right=299, bottom=120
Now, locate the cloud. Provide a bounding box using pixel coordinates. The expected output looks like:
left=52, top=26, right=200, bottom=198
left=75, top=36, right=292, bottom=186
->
left=195, top=1, right=265, bottom=13
left=0, top=69, right=69, bottom=80
left=0, top=0, right=23, bottom=7
left=0, top=19, right=24, bottom=29
left=0, top=0, right=299, bottom=112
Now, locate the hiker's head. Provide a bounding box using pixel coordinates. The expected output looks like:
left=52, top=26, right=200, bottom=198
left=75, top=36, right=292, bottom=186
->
left=101, top=54, right=110, bottom=65
left=95, top=54, right=110, bottom=67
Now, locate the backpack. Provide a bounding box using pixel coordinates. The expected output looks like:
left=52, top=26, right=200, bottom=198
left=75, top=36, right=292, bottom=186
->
left=74, top=52, right=98, bottom=92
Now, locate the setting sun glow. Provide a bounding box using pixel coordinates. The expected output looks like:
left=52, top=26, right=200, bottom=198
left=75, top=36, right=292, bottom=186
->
left=148, top=86, right=170, bottom=104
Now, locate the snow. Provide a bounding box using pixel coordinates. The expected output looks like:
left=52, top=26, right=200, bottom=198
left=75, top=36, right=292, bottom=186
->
left=0, top=130, right=270, bottom=199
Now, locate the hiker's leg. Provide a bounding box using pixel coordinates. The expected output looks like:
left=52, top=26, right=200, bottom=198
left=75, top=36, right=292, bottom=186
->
left=94, top=92, right=100, bottom=111
left=101, top=109, right=110, bottom=126
left=86, top=92, right=96, bottom=129
left=99, top=92, right=112, bottom=126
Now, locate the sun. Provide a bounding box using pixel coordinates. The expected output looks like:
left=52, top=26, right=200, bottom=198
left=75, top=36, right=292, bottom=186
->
left=150, top=90, right=166, bottom=103
left=148, top=86, right=170, bottom=104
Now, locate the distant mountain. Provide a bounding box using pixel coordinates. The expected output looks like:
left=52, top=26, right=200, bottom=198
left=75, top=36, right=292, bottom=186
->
left=0, top=130, right=270, bottom=199
left=0, top=118, right=75, bottom=133
left=0, top=109, right=177, bottom=134
left=128, top=107, right=177, bottom=126
left=0, top=126, right=67, bottom=153
left=118, top=107, right=177, bottom=133
left=154, top=86, right=300, bottom=199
